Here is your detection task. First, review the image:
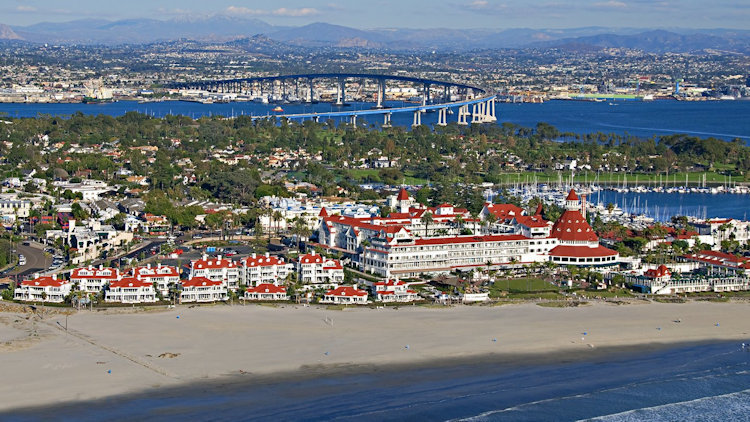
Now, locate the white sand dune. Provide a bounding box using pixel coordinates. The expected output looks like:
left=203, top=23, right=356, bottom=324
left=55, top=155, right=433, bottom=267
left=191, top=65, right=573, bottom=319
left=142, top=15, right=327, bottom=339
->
left=0, top=301, right=748, bottom=411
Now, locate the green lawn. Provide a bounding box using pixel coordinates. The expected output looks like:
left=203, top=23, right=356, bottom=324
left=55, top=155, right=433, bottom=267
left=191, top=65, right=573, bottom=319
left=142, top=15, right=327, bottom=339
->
left=489, top=277, right=557, bottom=297
left=344, top=169, right=429, bottom=185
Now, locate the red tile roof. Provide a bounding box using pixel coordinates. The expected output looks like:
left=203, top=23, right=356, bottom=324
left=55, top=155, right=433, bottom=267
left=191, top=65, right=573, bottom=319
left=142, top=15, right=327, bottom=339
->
left=71, top=267, right=120, bottom=280
left=566, top=189, right=579, bottom=201
left=246, top=284, right=287, bottom=294
left=405, top=234, right=529, bottom=246
left=397, top=188, right=410, bottom=201
left=182, top=277, right=223, bottom=287
left=20, top=276, right=68, bottom=287
left=325, top=286, right=368, bottom=297
left=645, top=265, right=671, bottom=278
left=131, top=265, right=179, bottom=278
left=515, top=215, right=551, bottom=228
left=191, top=258, right=238, bottom=270
left=110, top=277, right=153, bottom=289
left=552, top=209, right=598, bottom=242
left=243, top=255, right=287, bottom=267
left=484, top=203, right=524, bottom=220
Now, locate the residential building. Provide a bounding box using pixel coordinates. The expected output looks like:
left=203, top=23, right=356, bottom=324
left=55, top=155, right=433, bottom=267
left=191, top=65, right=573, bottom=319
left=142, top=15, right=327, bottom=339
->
left=371, top=280, right=420, bottom=302
left=297, top=251, right=345, bottom=284
left=321, top=286, right=368, bottom=304
left=71, top=265, right=121, bottom=293
left=105, top=277, right=157, bottom=303
left=240, top=253, right=294, bottom=287
left=14, top=275, right=72, bottom=303
left=244, top=283, right=289, bottom=301
left=180, top=277, right=227, bottom=303
left=130, top=264, right=180, bottom=296
left=190, top=255, right=240, bottom=291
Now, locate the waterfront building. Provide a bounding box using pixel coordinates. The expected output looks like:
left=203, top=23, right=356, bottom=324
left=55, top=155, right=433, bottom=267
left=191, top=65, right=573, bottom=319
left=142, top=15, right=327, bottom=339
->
left=190, top=255, right=240, bottom=291
left=14, top=275, right=72, bottom=303
left=371, top=280, right=420, bottom=302
left=297, top=252, right=345, bottom=284
left=240, top=253, right=294, bottom=287
left=130, top=264, right=180, bottom=296
left=682, top=250, right=750, bottom=276
left=362, top=233, right=554, bottom=278
left=321, top=286, right=368, bottom=304
left=244, top=283, right=289, bottom=301
left=180, top=277, right=227, bottom=303
left=548, top=190, right=619, bottom=266
left=105, top=277, right=157, bottom=303
left=626, top=263, right=748, bottom=294
left=71, top=265, right=121, bottom=293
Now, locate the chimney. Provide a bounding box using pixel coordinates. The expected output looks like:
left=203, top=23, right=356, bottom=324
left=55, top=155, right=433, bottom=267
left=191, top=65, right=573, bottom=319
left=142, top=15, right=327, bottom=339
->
left=99, top=264, right=103, bottom=270
left=265, top=252, right=270, bottom=258
left=581, top=195, right=587, bottom=219
left=252, top=253, right=256, bottom=259
left=147, top=263, right=151, bottom=269
left=217, top=255, right=222, bottom=261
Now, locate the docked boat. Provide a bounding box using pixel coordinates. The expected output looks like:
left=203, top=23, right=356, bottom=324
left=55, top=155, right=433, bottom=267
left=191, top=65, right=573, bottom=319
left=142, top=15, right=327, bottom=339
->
left=272, top=106, right=284, bottom=113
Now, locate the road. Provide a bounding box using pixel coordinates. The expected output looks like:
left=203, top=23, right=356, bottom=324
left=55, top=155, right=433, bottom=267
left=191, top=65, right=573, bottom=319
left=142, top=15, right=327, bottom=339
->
left=8, top=242, right=49, bottom=280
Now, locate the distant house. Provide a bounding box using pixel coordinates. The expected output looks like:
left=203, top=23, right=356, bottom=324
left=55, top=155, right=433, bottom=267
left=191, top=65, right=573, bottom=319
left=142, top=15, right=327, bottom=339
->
left=244, top=283, right=289, bottom=301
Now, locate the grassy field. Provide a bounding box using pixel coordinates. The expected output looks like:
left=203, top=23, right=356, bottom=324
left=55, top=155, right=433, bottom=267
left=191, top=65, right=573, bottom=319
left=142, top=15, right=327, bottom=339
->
left=344, top=169, right=429, bottom=185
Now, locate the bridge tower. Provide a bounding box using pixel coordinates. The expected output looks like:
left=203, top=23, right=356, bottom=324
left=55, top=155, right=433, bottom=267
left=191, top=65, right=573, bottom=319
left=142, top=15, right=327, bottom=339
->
left=375, top=78, right=386, bottom=109
left=308, top=77, right=315, bottom=103
left=336, top=77, right=346, bottom=105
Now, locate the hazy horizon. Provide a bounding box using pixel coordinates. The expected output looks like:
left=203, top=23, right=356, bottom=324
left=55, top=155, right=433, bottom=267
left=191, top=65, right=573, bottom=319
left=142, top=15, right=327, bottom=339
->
left=3, top=0, right=749, bottom=30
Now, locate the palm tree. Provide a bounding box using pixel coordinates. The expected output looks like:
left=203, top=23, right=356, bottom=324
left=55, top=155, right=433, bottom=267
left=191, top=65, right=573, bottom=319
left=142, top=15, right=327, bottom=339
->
left=272, top=210, right=284, bottom=237
left=420, top=211, right=433, bottom=237
left=484, top=213, right=498, bottom=234
left=291, top=217, right=311, bottom=250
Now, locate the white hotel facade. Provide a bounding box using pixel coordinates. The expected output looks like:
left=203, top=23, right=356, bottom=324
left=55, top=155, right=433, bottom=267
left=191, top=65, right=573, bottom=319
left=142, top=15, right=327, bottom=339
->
left=363, top=234, right=557, bottom=278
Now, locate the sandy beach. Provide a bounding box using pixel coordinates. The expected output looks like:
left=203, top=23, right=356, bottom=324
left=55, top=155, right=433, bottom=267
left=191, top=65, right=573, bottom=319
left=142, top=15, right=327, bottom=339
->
left=0, top=300, right=748, bottom=412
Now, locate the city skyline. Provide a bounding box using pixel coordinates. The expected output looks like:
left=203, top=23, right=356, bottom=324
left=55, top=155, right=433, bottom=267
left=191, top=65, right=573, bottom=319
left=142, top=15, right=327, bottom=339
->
left=3, top=0, right=750, bottom=30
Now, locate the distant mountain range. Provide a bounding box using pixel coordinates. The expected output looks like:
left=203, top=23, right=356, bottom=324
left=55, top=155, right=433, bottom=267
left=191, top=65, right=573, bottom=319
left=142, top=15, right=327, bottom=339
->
left=2, top=16, right=749, bottom=54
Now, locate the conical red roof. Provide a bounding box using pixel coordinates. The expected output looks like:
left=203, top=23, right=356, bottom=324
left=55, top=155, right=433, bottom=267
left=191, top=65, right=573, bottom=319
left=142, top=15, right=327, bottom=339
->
left=397, top=188, right=410, bottom=201
left=566, top=189, right=579, bottom=201
left=552, top=209, right=598, bottom=242
left=534, top=203, right=543, bottom=216
left=319, top=207, right=329, bottom=217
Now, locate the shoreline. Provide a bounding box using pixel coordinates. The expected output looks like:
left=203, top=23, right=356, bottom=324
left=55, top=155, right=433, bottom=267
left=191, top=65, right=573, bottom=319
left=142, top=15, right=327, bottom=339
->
left=6, top=339, right=738, bottom=418
left=1, top=301, right=748, bottom=413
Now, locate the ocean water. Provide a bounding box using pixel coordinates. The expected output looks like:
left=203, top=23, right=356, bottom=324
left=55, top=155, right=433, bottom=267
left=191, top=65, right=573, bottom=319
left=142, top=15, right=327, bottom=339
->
left=1, top=99, right=748, bottom=142
left=5, top=341, right=749, bottom=421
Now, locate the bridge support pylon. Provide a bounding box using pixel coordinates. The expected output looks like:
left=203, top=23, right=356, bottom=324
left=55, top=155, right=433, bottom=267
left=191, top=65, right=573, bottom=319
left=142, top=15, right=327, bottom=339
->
left=471, top=103, right=481, bottom=124
left=457, top=105, right=469, bottom=125
left=350, top=114, right=357, bottom=126
left=437, top=108, right=448, bottom=126
left=412, top=110, right=422, bottom=127
left=383, top=113, right=392, bottom=128
left=487, top=99, right=497, bottom=122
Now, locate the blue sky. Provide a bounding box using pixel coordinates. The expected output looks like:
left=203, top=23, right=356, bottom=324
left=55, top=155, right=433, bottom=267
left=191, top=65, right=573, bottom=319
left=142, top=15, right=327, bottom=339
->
left=3, top=0, right=749, bottom=29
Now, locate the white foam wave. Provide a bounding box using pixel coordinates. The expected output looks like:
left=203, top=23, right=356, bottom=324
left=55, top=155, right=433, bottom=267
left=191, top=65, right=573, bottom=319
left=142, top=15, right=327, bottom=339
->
left=584, top=389, right=750, bottom=422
